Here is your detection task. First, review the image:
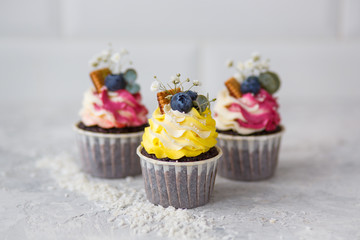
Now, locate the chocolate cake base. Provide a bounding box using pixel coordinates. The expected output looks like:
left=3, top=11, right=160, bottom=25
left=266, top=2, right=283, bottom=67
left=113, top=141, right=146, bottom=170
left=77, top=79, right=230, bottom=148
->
left=140, top=147, right=218, bottom=162
left=217, top=128, right=284, bottom=181
left=77, top=121, right=148, bottom=134
left=74, top=124, right=143, bottom=179
left=217, top=125, right=283, bottom=136
left=137, top=146, right=222, bottom=209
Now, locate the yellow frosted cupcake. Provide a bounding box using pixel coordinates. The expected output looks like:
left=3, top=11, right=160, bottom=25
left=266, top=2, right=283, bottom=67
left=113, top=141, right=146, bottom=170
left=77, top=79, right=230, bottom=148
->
left=137, top=74, right=222, bottom=209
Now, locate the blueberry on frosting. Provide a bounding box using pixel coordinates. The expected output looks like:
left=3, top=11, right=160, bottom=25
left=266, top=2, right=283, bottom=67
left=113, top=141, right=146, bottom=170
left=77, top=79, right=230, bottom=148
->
left=89, top=45, right=140, bottom=94
left=226, top=53, right=281, bottom=95
left=185, top=90, right=198, bottom=101
left=105, top=74, right=127, bottom=91
left=151, top=74, right=215, bottom=114
left=170, top=92, right=193, bottom=113
left=241, top=76, right=261, bottom=95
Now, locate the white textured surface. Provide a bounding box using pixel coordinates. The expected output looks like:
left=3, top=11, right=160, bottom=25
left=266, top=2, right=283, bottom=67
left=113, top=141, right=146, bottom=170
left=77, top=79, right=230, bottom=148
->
left=1, top=94, right=360, bottom=239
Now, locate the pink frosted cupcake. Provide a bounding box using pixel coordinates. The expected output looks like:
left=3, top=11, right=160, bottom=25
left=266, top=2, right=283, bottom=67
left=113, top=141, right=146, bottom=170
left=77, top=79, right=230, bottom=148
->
left=74, top=47, right=148, bottom=178
left=214, top=53, right=284, bottom=181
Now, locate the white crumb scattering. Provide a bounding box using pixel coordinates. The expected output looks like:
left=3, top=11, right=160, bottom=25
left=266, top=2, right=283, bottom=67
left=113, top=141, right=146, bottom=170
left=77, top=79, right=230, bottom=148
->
left=269, top=218, right=277, bottom=224
left=36, top=154, right=218, bottom=239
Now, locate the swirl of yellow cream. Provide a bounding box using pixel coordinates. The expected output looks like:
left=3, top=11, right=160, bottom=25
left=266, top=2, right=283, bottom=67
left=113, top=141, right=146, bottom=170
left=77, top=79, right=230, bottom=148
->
left=141, top=104, right=218, bottom=159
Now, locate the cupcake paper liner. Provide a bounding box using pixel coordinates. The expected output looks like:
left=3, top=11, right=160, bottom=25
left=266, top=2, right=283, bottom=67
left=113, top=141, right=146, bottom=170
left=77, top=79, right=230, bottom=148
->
left=137, top=146, right=223, bottom=209
left=217, top=128, right=284, bottom=181
left=74, top=124, right=143, bottom=178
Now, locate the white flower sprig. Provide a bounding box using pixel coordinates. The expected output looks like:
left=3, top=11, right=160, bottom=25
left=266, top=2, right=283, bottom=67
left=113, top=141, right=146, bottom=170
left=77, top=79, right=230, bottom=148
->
left=151, top=73, right=200, bottom=94
left=151, top=73, right=216, bottom=114
left=89, top=44, right=132, bottom=75
left=226, top=52, right=270, bottom=82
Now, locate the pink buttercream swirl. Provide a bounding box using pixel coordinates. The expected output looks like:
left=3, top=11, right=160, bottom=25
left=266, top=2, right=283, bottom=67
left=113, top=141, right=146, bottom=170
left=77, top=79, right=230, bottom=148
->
left=81, top=88, right=148, bottom=128
left=228, top=89, right=280, bottom=131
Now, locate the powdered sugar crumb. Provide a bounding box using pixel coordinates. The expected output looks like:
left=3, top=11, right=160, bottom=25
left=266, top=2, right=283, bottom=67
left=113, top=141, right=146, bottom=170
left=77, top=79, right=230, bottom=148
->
left=36, top=154, right=219, bottom=239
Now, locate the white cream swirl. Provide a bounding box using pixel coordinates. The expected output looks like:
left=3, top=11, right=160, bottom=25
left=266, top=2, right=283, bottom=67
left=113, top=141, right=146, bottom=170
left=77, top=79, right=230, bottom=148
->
left=142, top=104, right=218, bottom=159
left=214, top=88, right=280, bottom=135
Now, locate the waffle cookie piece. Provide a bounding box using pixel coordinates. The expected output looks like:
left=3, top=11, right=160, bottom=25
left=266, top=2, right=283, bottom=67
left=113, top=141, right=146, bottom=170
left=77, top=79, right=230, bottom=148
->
left=225, top=77, right=242, bottom=98
left=90, top=68, right=111, bottom=92
left=157, top=88, right=181, bottom=114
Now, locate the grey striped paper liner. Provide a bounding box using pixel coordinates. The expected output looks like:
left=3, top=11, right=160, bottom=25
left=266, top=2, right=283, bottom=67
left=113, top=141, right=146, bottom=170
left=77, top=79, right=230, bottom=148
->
left=73, top=124, right=143, bottom=179
left=137, top=146, right=223, bottom=209
left=217, top=128, right=284, bottom=181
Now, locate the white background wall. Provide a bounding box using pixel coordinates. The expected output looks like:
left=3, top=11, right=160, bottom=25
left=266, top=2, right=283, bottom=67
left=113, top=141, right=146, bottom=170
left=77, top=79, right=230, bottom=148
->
left=0, top=0, right=359, bottom=115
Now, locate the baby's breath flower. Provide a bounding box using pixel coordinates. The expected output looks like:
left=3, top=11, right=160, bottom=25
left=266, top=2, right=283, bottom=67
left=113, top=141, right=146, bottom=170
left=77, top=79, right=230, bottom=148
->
left=226, top=59, right=233, bottom=68
left=171, top=76, right=180, bottom=84
left=150, top=81, right=160, bottom=92
left=111, top=53, right=121, bottom=63
left=120, top=48, right=129, bottom=55
left=151, top=73, right=200, bottom=93
left=101, top=50, right=111, bottom=58
left=251, top=52, right=261, bottom=62
left=253, top=61, right=262, bottom=70
left=234, top=72, right=244, bottom=82
left=261, top=60, right=269, bottom=70
left=236, top=62, right=245, bottom=71
left=89, top=59, right=99, bottom=67
left=228, top=53, right=271, bottom=79
left=244, top=59, right=254, bottom=70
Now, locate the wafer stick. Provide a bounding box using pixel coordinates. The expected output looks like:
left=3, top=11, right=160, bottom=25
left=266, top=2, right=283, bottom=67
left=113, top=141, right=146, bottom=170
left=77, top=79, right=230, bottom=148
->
left=225, top=77, right=242, bottom=98
left=157, top=88, right=181, bottom=114
left=90, top=68, right=111, bottom=92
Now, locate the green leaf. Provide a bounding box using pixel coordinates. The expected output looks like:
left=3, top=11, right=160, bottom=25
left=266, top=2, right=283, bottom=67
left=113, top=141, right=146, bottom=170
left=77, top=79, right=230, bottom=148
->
left=126, top=83, right=140, bottom=94
left=259, top=71, right=281, bottom=94
left=193, top=95, right=209, bottom=113
left=124, top=69, right=137, bottom=84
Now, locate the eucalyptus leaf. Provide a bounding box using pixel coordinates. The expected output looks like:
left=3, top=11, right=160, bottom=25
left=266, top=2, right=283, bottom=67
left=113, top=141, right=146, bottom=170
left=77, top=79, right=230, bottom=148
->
left=126, top=83, right=140, bottom=94
left=124, top=68, right=137, bottom=84
left=258, top=71, right=280, bottom=94
left=193, top=95, right=209, bottom=113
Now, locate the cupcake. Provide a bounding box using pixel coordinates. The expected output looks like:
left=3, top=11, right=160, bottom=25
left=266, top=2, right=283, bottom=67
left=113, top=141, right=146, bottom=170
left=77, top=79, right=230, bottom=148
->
left=137, top=74, right=222, bottom=209
left=214, top=53, right=284, bottom=181
left=74, top=46, right=148, bottom=178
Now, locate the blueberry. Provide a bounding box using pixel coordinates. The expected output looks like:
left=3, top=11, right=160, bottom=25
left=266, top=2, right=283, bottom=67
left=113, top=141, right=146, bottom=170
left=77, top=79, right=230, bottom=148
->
left=185, top=90, right=198, bottom=101
left=105, top=74, right=127, bottom=91
left=170, top=92, right=193, bottom=113
left=241, top=76, right=261, bottom=95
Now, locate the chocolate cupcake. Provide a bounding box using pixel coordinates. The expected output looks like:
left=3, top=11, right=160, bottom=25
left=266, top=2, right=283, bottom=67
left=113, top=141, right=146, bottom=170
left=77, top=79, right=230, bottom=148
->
left=74, top=46, right=148, bottom=178
left=214, top=53, right=284, bottom=181
left=137, top=74, right=222, bottom=209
